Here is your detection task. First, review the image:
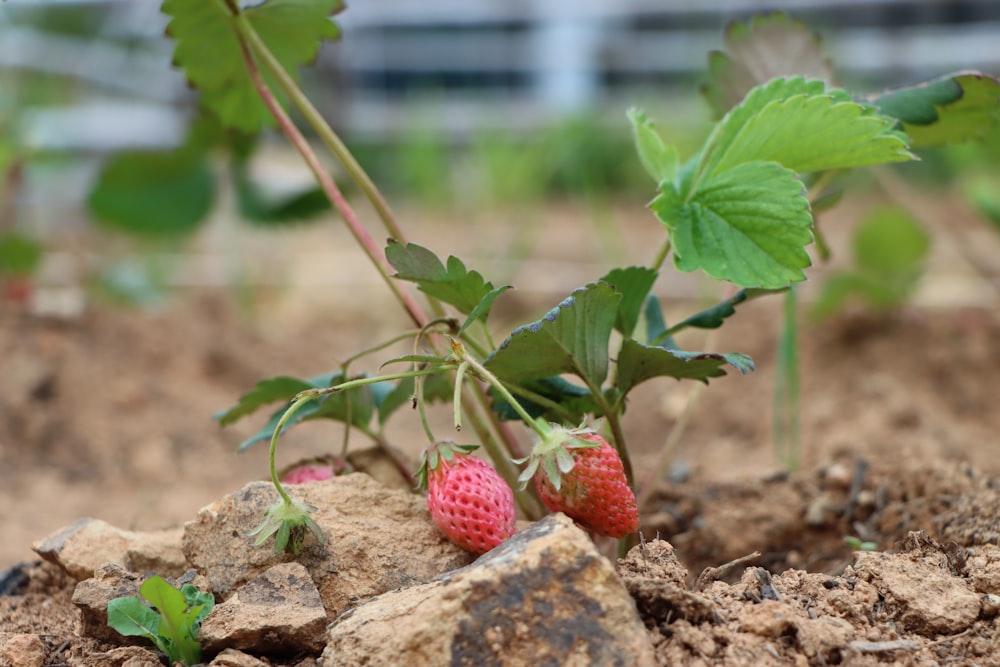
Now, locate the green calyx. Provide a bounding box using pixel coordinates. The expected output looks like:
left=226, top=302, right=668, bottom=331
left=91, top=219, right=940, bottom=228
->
left=514, top=420, right=602, bottom=492
left=415, top=441, right=479, bottom=490
left=249, top=495, right=324, bottom=554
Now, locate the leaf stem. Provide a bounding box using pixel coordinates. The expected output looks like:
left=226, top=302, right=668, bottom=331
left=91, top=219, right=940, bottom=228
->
left=649, top=237, right=672, bottom=272
left=227, top=8, right=427, bottom=329
left=452, top=341, right=545, bottom=438
left=310, top=367, right=457, bottom=397
left=267, top=393, right=324, bottom=506
left=235, top=13, right=408, bottom=246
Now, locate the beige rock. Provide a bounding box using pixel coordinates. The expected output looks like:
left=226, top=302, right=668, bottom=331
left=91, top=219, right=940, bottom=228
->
left=209, top=648, right=278, bottom=667
left=33, top=518, right=186, bottom=581
left=0, top=634, right=46, bottom=667
left=81, top=646, right=162, bottom=667
left=617, top=539, right=717, bottom=625
left=182, top=475, right=473, bottom=615
left=851, top=548, right=981, bottom=635
left=200, top=562, right=328, bottom=655
left=322, top=513, right=656, bottom=667
left=71, top=563, right=147, bottom=644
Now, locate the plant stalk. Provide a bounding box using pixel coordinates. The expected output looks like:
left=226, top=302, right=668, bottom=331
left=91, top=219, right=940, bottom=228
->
left=228, top=11, right=427, bottom=329
left=235, top=16, right=407, bottom=245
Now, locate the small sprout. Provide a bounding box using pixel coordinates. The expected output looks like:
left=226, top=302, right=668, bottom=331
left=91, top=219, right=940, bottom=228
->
left=107, top=575, right=214, bottom=666
left=844, top=535, right=878, bottom=552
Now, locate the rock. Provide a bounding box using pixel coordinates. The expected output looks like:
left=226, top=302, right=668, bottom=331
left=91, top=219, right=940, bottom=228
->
left=182, top=475, right=473, bottom=615
left=965, top=545, right=1000, bottom=594
left=322, top=513, right=656, bottom=667
left=71, top=562, right=147, bottom=643
left=616, top=539, right=718, bottom=625
left=200, top=562, right=327, bottom=655
left=346, top=447, right=414, bottom=491
left=87, top=646, right=163, bottom=667
left=209, top=648, right=274, bottom=667
left=850, top=533, right=981, bottom=636
left=32, top=518, right=186, bottom=581
left=0, top=634, right=46, bottom=667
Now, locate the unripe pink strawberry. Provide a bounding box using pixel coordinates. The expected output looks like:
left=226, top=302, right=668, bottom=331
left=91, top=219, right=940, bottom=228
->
left=522, top=427, right=638, bottom=539
left=417, top=442, right=517, bottom=555
left=279, top=456, right=350, bottom=485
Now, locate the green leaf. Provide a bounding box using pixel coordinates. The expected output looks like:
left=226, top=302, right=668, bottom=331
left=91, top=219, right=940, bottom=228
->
left=107, top=597, right=161, bottom=644
left=162, top=0, right=343, bottom=133
left=87, top=149, right=215, bottom=237
left=230, top=134, right=331, bottom=224
left=309, top=376, right=376, bottom=428
left=811, top=206, right=929, bottom=319
left=230, top=372, right=387, bottom=451
left=701, top=12, right=835, bottom=118
left=966, top=177, right=1000, bottom=229
left=853, top=206, right=929, bottom=276
left=489, top=377, right=599, bottom=424
left=0, top=233, right=42, bottom=276
left=696, top=77, right=912, bottom=182
left=616, top=339, right=754, bottom=397
left=870, top=71, right=1000, bottom=147
left=375, top=377, right=414, bottom=426
left=643, top=295, right=672, bottom=348
left=653, top=162, right=813, bottom=288
left=180, top=583, right=215, bottom=630
left=485, top=282, right=620, bottom=387
left=459, top=285, right=512, bottom=335
left=627, top=107, right=678, bottom=184
left=214, top=375, right=323, bottom=426
left=810, top=273, right=903, bottom=320
left=663, top=288, right=782, bottom=337
left=600, top=266, right=658, bottom=339
left=140, top=576, right=201, bottom=665
left=386, top=240, right=503, bottom=317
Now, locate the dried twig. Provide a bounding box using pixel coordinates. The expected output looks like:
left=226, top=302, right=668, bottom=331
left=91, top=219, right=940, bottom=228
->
left=694, top=551, right=761, bottom=592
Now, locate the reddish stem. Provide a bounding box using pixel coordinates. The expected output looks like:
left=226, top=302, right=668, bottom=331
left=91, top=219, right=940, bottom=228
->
left=233, top=32, right=427, bottom=329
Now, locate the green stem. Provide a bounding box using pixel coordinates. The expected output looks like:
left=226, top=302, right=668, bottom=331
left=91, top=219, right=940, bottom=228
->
left=597, top=401, right=635, bottom=488
left=774, top=286, right=801, bottom=473
left=227, top=6, right=427, bottom=329
left=267, top=393, right=324, bottom=506
left=459, top=352, right=544, bottom=438
left=453, top=362, right=469, bottom=431
left=460, top=384, right=542, bottom=519
left=649, top=237, right=673, bottom=273
left=235, top=14, right=408, bottom=245
left=502, top=382, right=579, bottom=425
left=342, top=329, right=427, bottom=367
left=227, top=1, right=527, bottom=492
left=311, top=367, right=456, bottom=397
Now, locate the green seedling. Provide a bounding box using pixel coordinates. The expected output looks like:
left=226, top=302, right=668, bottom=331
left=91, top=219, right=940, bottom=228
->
left=107, top=575, right=215, bottom=666
left=844, top=535, right=878, bottom=552
left=812, top=205, right=931, bottom=319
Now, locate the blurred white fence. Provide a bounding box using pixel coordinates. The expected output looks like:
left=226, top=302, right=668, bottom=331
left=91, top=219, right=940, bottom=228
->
left=1, top=0, right=999, bottom=145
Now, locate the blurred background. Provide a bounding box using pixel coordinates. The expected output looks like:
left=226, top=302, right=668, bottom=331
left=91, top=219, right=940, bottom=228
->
left=1, top=0, right=999, bottom=312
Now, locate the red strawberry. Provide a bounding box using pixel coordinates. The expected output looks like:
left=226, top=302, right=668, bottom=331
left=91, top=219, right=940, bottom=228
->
left=523, top=427, right=638, bottom=539
left=417, top=442, right=517, bottom=555
left=279, top=456, right=351, bottom=485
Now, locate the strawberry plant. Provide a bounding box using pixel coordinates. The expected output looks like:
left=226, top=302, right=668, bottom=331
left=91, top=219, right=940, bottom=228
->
left=142, top=3, right=998, bottom=555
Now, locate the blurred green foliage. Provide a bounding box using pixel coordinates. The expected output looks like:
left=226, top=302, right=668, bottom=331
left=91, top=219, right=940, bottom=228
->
left=811, top=205, right=930, bottom=319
